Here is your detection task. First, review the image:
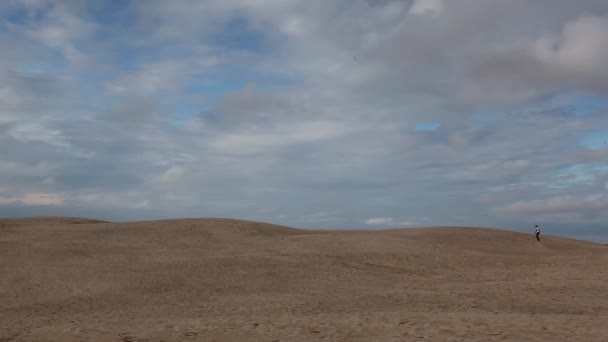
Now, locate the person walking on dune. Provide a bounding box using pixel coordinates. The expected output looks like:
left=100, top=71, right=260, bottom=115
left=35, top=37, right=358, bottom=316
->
left=535, top=225, right=541, bottom=242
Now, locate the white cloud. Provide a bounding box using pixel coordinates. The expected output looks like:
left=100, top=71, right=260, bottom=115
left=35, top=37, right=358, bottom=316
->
left=365, top=217, right=422, bottom=226
left=209, top=120, right=347, bottom=154
left=8, top=121, right=93, bottom=158
left=0, top=192, right=64, bottom=206
left=397, top=220, right=415, bottom=226
left=156, top=166, right=186, bottom=184
left=365, top=217, right=393, bottom=225
left=105, top=61, right=189, bottom=96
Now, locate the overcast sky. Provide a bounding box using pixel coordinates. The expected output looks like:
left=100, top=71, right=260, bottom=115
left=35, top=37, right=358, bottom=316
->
left=1, top=0, right=608, bottom=242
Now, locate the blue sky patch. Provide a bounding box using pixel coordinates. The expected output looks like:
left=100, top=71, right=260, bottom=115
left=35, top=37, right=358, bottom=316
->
left=580, top=130, right=608, bottom=150
left=415, top=122, right=441, bottom=132
left=208, top=16, right=272, bottom=53
left=572, top=95, right=608, bottom=117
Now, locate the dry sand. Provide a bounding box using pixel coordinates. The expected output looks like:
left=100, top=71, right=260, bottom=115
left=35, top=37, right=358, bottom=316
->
left=2, top=217, right=607, bottom=341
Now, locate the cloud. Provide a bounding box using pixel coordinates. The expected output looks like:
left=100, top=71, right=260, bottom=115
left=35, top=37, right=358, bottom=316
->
left=467, top=15, right=608, bottom=106
left=537, top=16, right=608, bottom=82
left=448, top=160, right=532, bottom=183
left=365, top=217, right=394, bottom=225
left=0, top=192, right=64, bottom=206
left=209, top=120, right=346, bottom=154
left=205, top=84, right=293, bottom=129
left=410, top=0, right=443, bottom=15
left=22, top=2, right=95, bottom=67
left=105, top=61, right=190, bottom=96
left=0, top=70, right=76, bottom=118
left=105, top=99, right=159, bottom=123
left=155, top=166, right=186, bottom=185
left=494, top=195, right=608, bottom=222
left=365, top=217, right=418, bottom=226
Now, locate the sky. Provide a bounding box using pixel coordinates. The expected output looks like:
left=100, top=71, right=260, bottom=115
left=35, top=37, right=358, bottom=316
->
left=1, top=0, right=608, bottom=242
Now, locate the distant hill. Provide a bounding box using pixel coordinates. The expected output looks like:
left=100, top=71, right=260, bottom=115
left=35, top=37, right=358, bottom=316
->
left=0, top=216, right=108, bottom=228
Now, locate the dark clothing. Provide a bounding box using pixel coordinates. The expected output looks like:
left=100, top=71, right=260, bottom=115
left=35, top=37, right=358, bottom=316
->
left=536, top=232, right=540, bottom=241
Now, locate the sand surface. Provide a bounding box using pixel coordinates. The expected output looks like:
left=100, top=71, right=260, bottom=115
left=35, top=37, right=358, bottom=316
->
left=2, top=217, right=607, bottom=341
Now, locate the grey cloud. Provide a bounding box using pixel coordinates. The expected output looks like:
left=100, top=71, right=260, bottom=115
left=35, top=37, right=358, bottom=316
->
left=0, top=122, right=14, bottom=133
left=0, top=70, right=76, bottom=117
left=467, top=15, right=608, bottom=107
left=105, top=99, right=160, bottom=123
left=204, top=84, right=294, bottom=129
left=52, top=162, right=143, bottom=190
left=17, top=2, right=96, bottom=67
left=577, top=148, right=608, bottom=163
left=1, top=0, right=608, bottom=243
left=494, top=195, right=608, bottom=222
left=342, top=1, right=608, bottom=112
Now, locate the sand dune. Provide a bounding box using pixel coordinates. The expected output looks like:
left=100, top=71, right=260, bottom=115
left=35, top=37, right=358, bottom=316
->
left=2, top=217, right=607, bottom=341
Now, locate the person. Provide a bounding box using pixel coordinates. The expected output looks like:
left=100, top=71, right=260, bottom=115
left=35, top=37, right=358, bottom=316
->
left=535, top=225, right=541, bottom=242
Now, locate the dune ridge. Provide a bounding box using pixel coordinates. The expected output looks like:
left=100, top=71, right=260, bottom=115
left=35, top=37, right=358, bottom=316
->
left=2, top=217, right=607, bottom=341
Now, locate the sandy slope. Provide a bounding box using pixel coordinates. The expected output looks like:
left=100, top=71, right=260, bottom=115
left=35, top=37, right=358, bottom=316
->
left=1, top=217, right=607, bottom=341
